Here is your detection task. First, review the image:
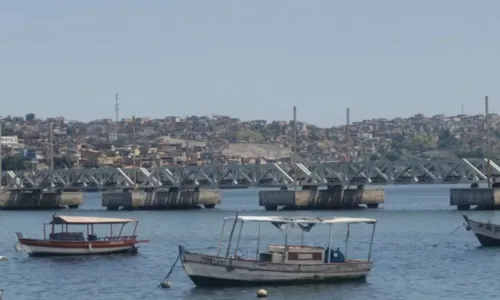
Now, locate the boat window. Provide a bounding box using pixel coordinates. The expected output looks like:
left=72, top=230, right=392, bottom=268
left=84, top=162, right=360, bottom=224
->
left=49, top=232, right=85, bottom=241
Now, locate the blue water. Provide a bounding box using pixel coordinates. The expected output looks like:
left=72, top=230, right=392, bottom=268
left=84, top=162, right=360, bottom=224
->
left=1, top=184, right=499, bottom=300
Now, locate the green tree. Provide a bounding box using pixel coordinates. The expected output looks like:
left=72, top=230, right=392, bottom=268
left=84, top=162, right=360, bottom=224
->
left=404, top=134, right=436, bottom=152
left=437, top=129, right=459, bottom=150
left=383, top=151, right=402, bottom=161
left=25, top=113, right=35, bottom=121
left=1, top=157, right=26, bottom=171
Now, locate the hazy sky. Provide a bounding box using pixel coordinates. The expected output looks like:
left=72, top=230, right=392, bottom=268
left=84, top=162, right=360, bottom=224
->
left=1, top=1, right=499, bottom=126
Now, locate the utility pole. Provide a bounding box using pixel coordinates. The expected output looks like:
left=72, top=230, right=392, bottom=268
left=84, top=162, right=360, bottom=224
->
left=346, top=108, right=350, bottom=162
left=293, top=106, right=298, bottom=189
left=132, top=115, right=137, bottom=191
left=115, top=93, right=119, bottom=124
left=346, top=108, right=350, bottom=189
left=185, top=120, right=190, bottom=165
left=0, top=120, right=3, bottom=190
left=115, top=93, right=119, bottom=141
left=49, top=121, right=54, bottom=170
left=486, top=96, right=492, bottom=188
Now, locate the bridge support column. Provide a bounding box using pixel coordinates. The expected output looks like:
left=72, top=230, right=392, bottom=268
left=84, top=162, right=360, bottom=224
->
left=450, top=186, right=500, bottom=210
left=101, top=188, right=221, bottom=210
left=0, top=190, right=83, bottom=210
left=258, top=187, right=384, bottom=210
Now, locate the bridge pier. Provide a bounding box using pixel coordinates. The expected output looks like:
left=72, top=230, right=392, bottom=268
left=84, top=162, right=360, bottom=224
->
left=101, top=188, right=221, bottom=210
left=0, top=190, right=83, bottom=210
left=451, top=183, right=500, bottom=210
left=259, top=186, right=384, bottom=210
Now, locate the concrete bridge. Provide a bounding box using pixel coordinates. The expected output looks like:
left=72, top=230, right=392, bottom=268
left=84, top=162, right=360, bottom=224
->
left=0, top=158, right=498, bottom=211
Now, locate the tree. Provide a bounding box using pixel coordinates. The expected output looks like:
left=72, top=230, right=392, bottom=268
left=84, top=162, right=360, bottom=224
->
left=1, top=157, right=26, bottom=171
left=25, top=113, right=35, bottom=121
left=404, top=134, right=436, bottom=152
left=437, top=129, right=459, bottom=150
left=384, top=151, right=402, bottom=161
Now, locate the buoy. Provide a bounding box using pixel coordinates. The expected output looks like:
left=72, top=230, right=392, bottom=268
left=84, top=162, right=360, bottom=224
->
left=257, top=289, right=268, bottom=298
left=160, top=280, right=171, bottom=289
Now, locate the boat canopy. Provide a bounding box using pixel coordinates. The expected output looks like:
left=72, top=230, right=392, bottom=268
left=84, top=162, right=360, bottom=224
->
left=50, top=215, right=137, bottom=225
left=223, top=216, right=377, bottom=225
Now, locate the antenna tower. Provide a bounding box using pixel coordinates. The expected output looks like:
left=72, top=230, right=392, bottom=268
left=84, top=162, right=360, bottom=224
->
left=112, top=93, right=119, bottom=142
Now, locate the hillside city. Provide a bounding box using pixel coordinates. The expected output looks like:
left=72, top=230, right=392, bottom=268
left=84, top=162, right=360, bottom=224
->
left=0, top=112, right=498, bottom=170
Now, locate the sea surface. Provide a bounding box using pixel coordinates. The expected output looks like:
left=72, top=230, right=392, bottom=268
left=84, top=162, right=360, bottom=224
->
left=1, top=184, right=500, bottom=300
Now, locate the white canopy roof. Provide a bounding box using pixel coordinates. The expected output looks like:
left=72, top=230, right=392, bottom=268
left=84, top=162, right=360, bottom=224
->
left=223, top=216, right=376, bottom=225
left=50, top=215, right=137, bottom=225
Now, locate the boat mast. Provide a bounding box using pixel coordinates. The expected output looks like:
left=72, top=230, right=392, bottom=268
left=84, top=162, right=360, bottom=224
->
left=486, top=96, right=492, bottom=188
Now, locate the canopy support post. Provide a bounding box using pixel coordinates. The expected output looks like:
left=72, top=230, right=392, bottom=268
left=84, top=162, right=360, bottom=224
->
left=368, top=223, right=376, bottom=261
left=345, top=223, right=350, bottom=259
left=327, top=224, right=333, bottom=263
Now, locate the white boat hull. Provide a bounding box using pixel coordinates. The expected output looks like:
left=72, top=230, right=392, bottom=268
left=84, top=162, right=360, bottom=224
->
left=464, top=215, right=500, bottom=247
left=179, top=246, right=372, bottom=286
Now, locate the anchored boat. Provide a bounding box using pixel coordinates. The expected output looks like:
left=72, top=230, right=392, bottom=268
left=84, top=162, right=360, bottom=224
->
left=463, top=215, right=500, bottom=247
left=15, top=214, right=149, bottom=257
left=179, top=215, right=377, bottom=287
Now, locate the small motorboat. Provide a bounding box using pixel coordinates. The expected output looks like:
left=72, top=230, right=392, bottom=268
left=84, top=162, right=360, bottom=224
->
left=15, top=214, right=149, bottom=257
left=178, top=214, right=377, bottom=287
left=463, top=215, right=500, bottom=247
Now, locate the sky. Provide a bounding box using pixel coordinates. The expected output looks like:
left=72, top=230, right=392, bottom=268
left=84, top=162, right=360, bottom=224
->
left=1, top=0, right=500, bottom=127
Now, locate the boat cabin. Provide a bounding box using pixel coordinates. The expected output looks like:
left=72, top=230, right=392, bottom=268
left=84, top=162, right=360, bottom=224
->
left=43, top=215, right=139, bottom=242
left=216, top=216, right=376, bottom=265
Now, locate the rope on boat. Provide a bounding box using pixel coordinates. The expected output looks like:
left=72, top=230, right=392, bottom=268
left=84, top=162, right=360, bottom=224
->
left=432, top=223, right=464, bottom=247
left=0, top=241, right=18, bottom=256
left=158, top=252, right=181, bottom=288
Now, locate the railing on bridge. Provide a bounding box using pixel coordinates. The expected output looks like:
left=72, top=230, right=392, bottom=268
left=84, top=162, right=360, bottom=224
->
left=1, top=158, right=499, bottom=190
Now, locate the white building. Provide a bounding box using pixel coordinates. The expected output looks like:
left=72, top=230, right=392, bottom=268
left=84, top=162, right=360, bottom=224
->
left=1, top=135, right=19, bottom=148
left=357, top=133, right=373, bottom=140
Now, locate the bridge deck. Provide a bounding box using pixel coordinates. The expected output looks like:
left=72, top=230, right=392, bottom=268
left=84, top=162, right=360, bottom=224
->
left=1, top=158, right=499, bottom=190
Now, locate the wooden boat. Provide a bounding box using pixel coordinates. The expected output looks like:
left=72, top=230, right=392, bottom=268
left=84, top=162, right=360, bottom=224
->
left=463, top=215, right=500, bottom=247
left=15, top=214, right=149, bottom=257
left=179, top=215, right=377, bottom=287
